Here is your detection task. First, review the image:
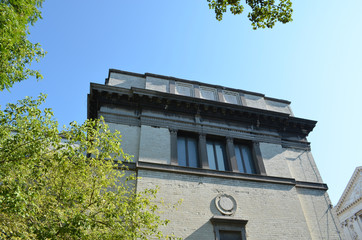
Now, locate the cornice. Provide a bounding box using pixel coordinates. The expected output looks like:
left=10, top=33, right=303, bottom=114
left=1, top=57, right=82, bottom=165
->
left=108, top=69, right=291, bottom=104
left=335, top=166, right=362, bottom=214
left=108, top=68, right=145, bottom=80
left=210, top=216, right=248, bottom=225
left=88, top=83, right=316, bottom=139
left=336, top=197, right=362, bottom=216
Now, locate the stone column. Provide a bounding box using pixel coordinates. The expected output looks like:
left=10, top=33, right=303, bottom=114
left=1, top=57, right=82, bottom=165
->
left=356, top=213, right=362, bottom=236
left=226, top=137, right=239, bottom=172
left=199, top=133, right=209, bottom=169
left=342, top=221, right=352, bottom=240
left=252, top=142, right=266, bottom=175
left=352, top=214, right=362, bottom=239
left=170, top=129, right=178, bottom=165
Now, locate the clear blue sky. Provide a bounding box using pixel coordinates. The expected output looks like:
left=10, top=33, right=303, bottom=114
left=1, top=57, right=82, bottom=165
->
left=1, top=0, right=361, bottom=205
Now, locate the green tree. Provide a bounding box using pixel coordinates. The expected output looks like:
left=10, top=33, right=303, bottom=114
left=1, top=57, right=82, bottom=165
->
left=0, top=0, right=45, bottom=91
left=0, top=95, right=175, bottom=239
left=208, top=0, right=293, bottom=29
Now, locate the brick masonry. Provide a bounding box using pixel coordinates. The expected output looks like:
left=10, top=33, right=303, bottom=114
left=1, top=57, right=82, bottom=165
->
left=90, top=69, right=344, bottom=239
left=137, top=169, right=342, bottom=239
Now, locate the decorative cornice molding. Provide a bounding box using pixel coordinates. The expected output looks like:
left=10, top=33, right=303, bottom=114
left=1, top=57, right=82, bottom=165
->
left=335, top=166, right=362, bottom=214
left=107, top=68, right=291, bottom=104
left=336, top=196, right=362, bottom=216
left=210, top=215, right=248, bottom=225
left=295, top=181, right=328, bottom=190
left=88, top=83, right=317, bottom=140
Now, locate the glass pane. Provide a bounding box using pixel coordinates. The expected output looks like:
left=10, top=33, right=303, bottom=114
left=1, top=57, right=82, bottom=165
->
left=215, top=142, right=227, bottom=171
left=177, top=137, right=186, bottom=167
left=241, top=145, right=255, bottom=174
left=235, top=145, right=245, bottom=173
left=187, top=138, right=198, bottom=168
left=219, top=230, right=242, bottom=240
left=206, top=141, right=216, bottom=170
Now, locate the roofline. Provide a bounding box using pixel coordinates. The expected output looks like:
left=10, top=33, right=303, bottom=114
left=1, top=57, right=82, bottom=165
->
left=107, top=68, right=291, bottom=105
left=335, top=166, right=362, bottom=212
left=88, top=83, right=317, bottom=136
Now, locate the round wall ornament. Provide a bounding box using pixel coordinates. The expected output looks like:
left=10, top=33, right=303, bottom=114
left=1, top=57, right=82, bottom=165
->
left=215, top=194, right=237, bottom=215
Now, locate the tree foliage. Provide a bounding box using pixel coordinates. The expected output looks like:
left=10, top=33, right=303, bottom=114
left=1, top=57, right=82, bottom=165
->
left=0, top=95, right=174, bottom=239
left=208, top=0, right=293, bottom=29
left=0, top=0, right=46, bottom=91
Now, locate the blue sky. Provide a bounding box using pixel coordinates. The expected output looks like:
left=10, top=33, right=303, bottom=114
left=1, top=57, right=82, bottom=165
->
left=1, top=0, right=361, bottom=205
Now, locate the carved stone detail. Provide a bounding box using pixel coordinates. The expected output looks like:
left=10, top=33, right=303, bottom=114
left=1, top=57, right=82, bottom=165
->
left=215, top=194, right=237, bottom=216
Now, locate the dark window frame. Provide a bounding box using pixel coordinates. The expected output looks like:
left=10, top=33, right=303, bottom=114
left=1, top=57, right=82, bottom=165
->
left=210, top=216, right=248, bottom=240
left=170, top=129, right=266, bottom=175
left=234, top=141, right=256, bottom=174
left=206, top=137, right=230, bottom=171
left=177, top=132, right=200, bottom=168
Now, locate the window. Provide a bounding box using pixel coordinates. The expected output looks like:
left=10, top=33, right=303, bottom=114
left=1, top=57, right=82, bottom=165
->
left=177, top=135, right=199, bottom=168
left=210, top=216, right=247, bottom=240
left=206, top=139, right=229, bottom=171
left=219, top=230, right=242, bottom=240
left=171, top=129, right=266, bottom=175
left=234, top=143, right=256, bottom=174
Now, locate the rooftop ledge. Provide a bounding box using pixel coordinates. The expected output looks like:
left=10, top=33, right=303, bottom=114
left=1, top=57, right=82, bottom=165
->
left=105, top=69, right=294, bottom=116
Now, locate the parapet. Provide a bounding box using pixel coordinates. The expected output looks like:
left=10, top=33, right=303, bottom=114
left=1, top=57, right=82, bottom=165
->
left=106, top=69, right=294, bottom=116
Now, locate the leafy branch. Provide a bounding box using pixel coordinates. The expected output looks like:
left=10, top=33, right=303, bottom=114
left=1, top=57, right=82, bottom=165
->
left=208, top=0, right=293, bottom=29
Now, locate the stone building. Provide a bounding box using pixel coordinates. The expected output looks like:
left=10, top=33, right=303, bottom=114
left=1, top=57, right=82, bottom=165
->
left=335, top=166, right=362, bottom=240
left=87, top=69, right=343, bottom=239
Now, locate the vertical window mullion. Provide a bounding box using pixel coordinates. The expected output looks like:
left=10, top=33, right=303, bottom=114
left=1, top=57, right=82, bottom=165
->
left=252, top=142, right=266, bottom=175
left=227, top=137, right=239, bottom=172
left=177, top=133, right=201, bottom=168
left=170, top=129, right=178, bottom=165
left=199, top=134, right=209, bottom=169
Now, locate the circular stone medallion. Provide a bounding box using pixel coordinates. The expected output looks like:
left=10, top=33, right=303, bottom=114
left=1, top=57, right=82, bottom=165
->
left=215, top=194, right=237, bottom=215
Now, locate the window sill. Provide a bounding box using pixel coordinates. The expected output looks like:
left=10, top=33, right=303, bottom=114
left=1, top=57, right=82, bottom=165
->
left=135, top=161, right=328, bottom=190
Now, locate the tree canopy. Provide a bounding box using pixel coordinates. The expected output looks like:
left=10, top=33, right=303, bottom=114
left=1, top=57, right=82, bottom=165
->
left=208, top=0, right=293, bottom=29
left=0, top=0, right=45, bottom=91
left=0, top=95, right=175, bottom=239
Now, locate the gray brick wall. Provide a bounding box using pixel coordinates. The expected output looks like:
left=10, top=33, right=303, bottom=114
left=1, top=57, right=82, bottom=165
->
left=139, top=125, right=171, bottom=164
left=137, top=170, right=342, bottom=240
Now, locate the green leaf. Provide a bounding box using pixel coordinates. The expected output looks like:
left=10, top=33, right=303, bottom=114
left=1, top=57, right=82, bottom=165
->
left=0, top=95, right=178, bottom=239
left=0, top=0, right=46, bottom=91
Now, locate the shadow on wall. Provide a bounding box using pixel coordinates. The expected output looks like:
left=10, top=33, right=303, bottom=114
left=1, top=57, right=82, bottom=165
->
left=184, top=221, right=213, bottom=240
left=261, top=144, right=321, bottom=182
left=285, top=148, right=321, bottom=182
left=297, top=188, right=343, bottom=240
left=183, top=198, right=247, bottom=240
left=259, top=143, right=286, bottom=160
left=210, top=196, right=222, bottom=216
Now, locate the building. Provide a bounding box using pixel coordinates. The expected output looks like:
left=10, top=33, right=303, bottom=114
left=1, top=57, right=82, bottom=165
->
left=87, top=69, right=343, bottom=239
left=335, top=166, right=362, bottom=240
